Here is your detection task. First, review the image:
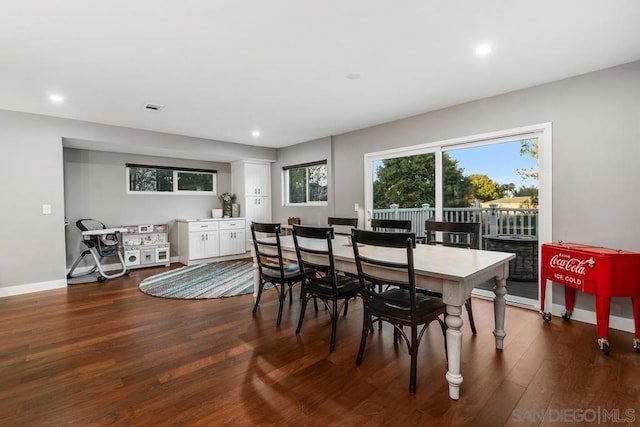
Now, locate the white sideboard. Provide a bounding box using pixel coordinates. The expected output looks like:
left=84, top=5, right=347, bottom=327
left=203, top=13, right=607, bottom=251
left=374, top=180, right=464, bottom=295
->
left=176, top=218, right=247, bottom=265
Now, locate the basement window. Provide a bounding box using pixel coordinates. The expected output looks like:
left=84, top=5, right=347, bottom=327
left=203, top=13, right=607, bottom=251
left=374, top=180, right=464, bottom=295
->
left=126, top=164, right=217, bottom=195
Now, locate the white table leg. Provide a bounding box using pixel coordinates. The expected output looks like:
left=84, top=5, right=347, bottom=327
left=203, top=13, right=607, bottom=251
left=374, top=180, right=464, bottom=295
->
left=493, top=276, right=507, bottom=349
left=445, top=303, right=464, bottom=400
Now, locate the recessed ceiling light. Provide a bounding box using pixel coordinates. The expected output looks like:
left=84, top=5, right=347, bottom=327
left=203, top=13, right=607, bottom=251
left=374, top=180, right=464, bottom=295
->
left=475, top=44, right=492, bottom=56
left=346, top=73, right=361, bottom=80
left=252, top=130, right=261, bottom=137
left=49, top=94, right=64, bottom=103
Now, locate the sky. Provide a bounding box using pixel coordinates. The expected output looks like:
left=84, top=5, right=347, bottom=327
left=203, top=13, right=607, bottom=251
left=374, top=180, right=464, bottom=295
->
left=447, top=140, right=538, bottom=188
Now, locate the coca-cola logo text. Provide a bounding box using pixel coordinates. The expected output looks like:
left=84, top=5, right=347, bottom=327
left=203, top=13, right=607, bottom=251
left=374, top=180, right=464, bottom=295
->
left=549, top=254, right=593, bottom=276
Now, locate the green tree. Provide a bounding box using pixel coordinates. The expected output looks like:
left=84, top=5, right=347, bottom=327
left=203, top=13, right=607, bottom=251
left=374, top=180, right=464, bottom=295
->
left=373, top=153, right=467, bottom=208
left=288, top=168, right=306, bottom=203
left=517, top=138, right=539, bottom=182
left=500, top=182, right=516, bottom=198
left=467, top=174, right=504, bottom=202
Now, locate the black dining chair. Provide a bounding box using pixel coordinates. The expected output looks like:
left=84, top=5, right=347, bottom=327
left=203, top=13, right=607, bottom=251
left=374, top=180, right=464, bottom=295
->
left=292, top=224, right=361, bottom=352
left=370, top=218, right=412, bottom=232
left=327, top=217, right=358, bottom=235
left=351, top=228, right=447, bottom=394
left=418, top=220, right=480, bottom=335
left=251, top=222, right=304, bottom=327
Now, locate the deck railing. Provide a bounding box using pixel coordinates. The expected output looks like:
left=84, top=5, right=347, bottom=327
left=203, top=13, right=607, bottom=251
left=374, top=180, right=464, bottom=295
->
left=372, top=203, right=538, bottom=248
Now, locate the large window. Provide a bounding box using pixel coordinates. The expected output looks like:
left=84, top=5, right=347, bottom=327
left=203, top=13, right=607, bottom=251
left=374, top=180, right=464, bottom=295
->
left=126, top=164, right=217, bottom=195
left=283, top=160, right=328, bottom=205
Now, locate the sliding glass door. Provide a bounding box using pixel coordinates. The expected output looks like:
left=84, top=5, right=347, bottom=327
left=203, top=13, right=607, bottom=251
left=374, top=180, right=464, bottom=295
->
left=364, top=124, right=552, bottom=310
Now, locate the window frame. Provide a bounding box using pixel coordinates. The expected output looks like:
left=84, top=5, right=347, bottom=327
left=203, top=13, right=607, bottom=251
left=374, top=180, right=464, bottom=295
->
left=126, top=164, right=217, bottom=195
left=282, top=160, right=328, bottom=206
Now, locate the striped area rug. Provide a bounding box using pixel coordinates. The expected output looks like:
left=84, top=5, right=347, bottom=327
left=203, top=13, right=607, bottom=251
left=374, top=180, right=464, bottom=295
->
left=139, top=260, right=256, bottom=299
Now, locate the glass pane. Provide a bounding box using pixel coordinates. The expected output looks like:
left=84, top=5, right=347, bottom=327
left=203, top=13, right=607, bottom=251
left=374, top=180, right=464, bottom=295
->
left=177, top=172, right=214, bottom=191
left=156, top=169, right=173, bottom=192
left=129, top=167, right=173, bottom=192
left=288, top=168, right=307, bottom=203
left=443, top=139, right=538, bottom=219
left=372, top=153, right=436, bottom=235
left=444, top=139, right=539, bottom=300
left=308, top=165, right=327, bottom=202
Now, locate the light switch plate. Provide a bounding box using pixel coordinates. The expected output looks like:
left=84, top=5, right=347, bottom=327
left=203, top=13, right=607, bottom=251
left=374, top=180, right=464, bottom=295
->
left=42, top=204, right=52, bottom=214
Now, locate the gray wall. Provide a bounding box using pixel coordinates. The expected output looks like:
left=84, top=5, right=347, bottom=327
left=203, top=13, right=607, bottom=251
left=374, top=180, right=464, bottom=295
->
left=0, top=109, right=275, bottom=293
left=275, top=60, right=640, bottom=320
left=64, top=149, right=232, bottom=266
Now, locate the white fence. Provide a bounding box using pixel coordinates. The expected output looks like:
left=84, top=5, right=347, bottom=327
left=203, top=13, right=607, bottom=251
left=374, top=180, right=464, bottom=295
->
left=372, top=203, right=538, bottom=248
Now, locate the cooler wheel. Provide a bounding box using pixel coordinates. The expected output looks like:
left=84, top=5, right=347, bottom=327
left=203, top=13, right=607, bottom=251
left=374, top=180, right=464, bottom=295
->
left=561, top=310, right=572, bottom=322
left=597, top=338, right=610, bottom=355
left=97, top=276, right=106, bottom=283
left=633, top=338, right=640, bottom=354
left=542, top=312, right=552, bottom=322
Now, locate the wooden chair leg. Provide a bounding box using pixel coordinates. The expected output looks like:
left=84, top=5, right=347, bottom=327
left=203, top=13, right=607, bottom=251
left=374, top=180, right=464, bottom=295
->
left=329, top=299, right=338, bottom=352
left=296, top=294, right=310, bottom=334
left=252, top=282, right=265, bottom=314
left=356, top=306, right=370, bottom=365
left=465, top=298, right=477, bottom=335
left=276, top=283, right=286, bottom=327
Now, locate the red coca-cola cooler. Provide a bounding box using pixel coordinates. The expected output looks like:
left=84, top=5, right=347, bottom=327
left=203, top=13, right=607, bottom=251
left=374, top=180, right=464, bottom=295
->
left=540, top=242, right=640, bottom=354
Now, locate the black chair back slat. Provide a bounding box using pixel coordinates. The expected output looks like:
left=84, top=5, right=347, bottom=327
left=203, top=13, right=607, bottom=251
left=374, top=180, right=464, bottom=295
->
left=370, top=218, right=412, bottom=233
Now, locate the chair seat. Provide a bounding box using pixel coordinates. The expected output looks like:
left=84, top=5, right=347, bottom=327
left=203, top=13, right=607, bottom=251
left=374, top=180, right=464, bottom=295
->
left=369, top=288, right=445, bottom=324
left=262, top=263, right=301, bottom=280
left=305, top=275, right=360, bottom=299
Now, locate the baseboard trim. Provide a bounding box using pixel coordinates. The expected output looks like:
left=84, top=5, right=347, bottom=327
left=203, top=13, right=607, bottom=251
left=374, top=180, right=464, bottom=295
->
left=550, top=303, right=635, bottom=334
left=0, top=279, right=67, bottom=298
left=472, top=290, right=635, bottom=334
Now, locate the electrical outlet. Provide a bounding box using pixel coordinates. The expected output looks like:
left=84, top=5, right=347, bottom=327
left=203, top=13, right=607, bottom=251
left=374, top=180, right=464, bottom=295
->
left=42, top=204, right=52, bottom=214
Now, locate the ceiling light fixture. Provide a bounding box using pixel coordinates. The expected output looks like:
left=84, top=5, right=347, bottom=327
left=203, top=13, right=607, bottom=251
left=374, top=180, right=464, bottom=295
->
left=346, top=73, right=361, bottom=80
left=252, top=130, right=261, bottom=137
left=475, top=44, right=492, bottom=56
left=49, top=94, right=64, bottom=103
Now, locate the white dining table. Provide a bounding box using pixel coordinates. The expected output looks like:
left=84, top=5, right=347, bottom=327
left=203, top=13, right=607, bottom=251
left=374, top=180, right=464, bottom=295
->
left=251, top=234, right=515, bottom=400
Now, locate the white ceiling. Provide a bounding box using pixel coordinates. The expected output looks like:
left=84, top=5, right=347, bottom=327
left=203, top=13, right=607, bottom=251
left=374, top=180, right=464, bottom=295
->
left=2, top=1, right=640, bottom=149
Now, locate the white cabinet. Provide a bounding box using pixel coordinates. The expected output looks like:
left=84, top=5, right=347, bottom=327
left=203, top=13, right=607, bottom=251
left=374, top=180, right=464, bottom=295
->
left=245, top=196, right=270, bottom=226
left=189, top=230, right=219, bottom=260
left=178, top=220, right=219, bottom=264
left=219, top=219, right=246, bottom=256
left=177, top=219, right=246, bottom=265
left=244, top=162, right=270, bottom=197
left=232, top=161, right=272, bottom=238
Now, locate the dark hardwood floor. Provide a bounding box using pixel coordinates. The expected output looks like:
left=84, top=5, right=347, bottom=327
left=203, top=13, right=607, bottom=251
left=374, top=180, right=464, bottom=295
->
left=1, top=264, right=639, bottom=426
